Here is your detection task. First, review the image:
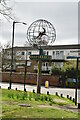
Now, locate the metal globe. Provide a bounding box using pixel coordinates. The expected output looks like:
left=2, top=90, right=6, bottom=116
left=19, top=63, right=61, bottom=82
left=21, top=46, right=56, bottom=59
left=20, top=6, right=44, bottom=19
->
left=27, top=19, right=56, bottom=46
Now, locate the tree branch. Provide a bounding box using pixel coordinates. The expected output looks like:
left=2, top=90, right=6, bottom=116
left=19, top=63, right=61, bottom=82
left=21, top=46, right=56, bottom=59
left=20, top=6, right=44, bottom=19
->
left=0, top=0, right=15, bottom=21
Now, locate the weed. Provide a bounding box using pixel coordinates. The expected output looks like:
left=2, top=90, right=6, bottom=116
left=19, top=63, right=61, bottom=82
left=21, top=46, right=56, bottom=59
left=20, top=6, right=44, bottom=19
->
left=35, top=95, right=39, bottom=101
left=8, top=94, right=11, bottom=98
left=40, top=95, right=44, bottom=101
left=49, top=97, right=52, bottom=102
left=29, top=93, right=32, bottom=101
left=11, top=93, right=14, bottom=99
left=16, top=94, right=20, bottom=99
left=49, top=101, right=53, bottom=106
left=44, top=95, right=48, bottom=101
left=24, top=92, right=27, bottom=98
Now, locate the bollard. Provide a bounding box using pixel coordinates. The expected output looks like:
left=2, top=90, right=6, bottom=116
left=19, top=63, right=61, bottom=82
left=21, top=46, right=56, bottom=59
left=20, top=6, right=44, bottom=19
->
left=24, top=88, right=26, bottom=92
left=70, top=96, right=72, bottom=100
left=78, top=103, right=80, bottom=109
left=8, top=87, right=10, bottom=90
left=15, top=88, right=17, bottom=91
left=67, top=95, right=69, bottom=99
left=33, top=89, right=35, bottom=93
left=56, top=92, right=58, bottom=96
left=47, top=91, right=49, bottom=95
left=61, top=94, right=63, bottom=98
left=73, top=98, right=75, bottom=103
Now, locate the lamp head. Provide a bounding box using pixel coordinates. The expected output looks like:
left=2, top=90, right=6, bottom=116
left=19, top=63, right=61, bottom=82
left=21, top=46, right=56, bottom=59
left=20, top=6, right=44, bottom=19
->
left=22, top=22, right=27, bottom=25
left=13, top=21, right=27, bottom=25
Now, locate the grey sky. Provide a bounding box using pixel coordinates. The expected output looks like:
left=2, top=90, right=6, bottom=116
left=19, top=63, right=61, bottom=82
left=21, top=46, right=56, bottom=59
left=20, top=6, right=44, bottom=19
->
left=1, top=2, right=78, bottom=46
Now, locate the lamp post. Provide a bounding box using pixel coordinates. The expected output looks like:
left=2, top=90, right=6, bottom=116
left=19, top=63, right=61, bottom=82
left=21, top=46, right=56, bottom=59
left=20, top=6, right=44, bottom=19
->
left=24, top=50, right=27, bottom=91
left=9, top=21, right=27, bottom=89
left=75, top=57, right=79, bottom=106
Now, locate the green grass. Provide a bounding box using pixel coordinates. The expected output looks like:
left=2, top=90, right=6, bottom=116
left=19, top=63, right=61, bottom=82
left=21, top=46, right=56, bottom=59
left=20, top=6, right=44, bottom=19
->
left=1, top=88, right=80, bottom=119
left=2, top=105, right=78, bottom=118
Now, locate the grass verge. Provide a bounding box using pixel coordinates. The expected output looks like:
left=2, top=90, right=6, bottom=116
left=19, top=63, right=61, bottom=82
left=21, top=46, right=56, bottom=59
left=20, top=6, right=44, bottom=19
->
left=1, top=88, right=80, bottom=119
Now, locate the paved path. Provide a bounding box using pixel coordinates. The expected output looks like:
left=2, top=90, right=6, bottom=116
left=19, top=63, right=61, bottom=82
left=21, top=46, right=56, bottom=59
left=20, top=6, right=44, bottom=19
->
left=38, top=104, right=80, bottom=113
left=0, top=82, right=80, bottom=102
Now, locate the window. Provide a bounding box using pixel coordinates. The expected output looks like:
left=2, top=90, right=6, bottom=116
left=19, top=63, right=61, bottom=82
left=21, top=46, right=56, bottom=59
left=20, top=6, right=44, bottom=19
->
left=16, top=51, right=21, bottom=55
left=60, top=51, right=64, bottom=55
left=42, top=62, right=45, bottom=66
left=21, top=52, right=25, bottom=55
left=43, top=63, right=45, bottom=66
left=53, top=51, right=55, bottom=55
left=47, top=51, right=49, bottom=55
left=46, top=63, right=48, bottom=66
left=56, top=51, right=59, bottom=55
left=27, top=62, right=31, bottom=66
left=28, top=52, right=31, bottom=55
left=56, top=51, right=59, bottom=58
left=60, top=51, right=64, bottom=58
left=60, top=51, right=64, bottom=54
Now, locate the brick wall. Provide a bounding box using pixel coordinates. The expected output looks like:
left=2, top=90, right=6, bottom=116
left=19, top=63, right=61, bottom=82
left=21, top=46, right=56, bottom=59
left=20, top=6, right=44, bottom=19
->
left=1, top=72, right=59, bottom=86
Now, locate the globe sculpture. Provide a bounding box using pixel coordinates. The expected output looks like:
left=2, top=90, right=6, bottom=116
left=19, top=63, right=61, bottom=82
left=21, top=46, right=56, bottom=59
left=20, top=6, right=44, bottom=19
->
left=27, top=19, right=56, bottom=46
left=27, top=19, right=56, bottom=94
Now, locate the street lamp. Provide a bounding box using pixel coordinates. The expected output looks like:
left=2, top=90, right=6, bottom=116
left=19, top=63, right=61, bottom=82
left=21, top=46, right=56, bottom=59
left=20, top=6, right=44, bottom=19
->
left=9, top=21, right=27, bottom=89
left=24, top=50, right=27, bottom=91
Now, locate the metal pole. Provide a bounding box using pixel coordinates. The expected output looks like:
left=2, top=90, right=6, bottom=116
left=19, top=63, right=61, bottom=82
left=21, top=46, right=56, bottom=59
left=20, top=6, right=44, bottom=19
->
left=75, top=58, right=79, bottom=106
left=24, top=51, right=27, bottom=91
left=9, top=21, right=15, bottom=89
left=9, top=21, right=27, bottom=89
left=37, top=48, right=42, bottom=94
left=37, top=60, right=42, bottom=94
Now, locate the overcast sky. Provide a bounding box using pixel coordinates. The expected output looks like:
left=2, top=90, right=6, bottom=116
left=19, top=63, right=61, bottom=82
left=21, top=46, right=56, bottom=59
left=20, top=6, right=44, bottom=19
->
left=1, top=1, right=78, bottom=47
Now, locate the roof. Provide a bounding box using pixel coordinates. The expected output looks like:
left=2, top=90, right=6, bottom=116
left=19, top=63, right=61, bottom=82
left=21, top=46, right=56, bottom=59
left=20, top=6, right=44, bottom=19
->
left=5, top=44, right=80, bottom=51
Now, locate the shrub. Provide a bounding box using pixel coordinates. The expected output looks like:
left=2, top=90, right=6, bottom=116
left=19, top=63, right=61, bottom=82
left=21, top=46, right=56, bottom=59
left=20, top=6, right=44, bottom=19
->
left=64, top=67, right=76, bottom=78
left=50, top=66, right=63, bottom=75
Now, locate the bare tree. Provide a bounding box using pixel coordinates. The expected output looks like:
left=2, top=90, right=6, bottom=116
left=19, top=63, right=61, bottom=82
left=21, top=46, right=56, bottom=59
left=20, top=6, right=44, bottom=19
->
left=2, top=41, right=22, bottom=71
left=0, top=43, right=2, bottom=70
left=2, top=41, right=11, bottom=71
left=24, top=41, right=31, bottom=47
left=0, top=0, right=15, bottom=20
left=3, top=41, right=11, bottom=49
